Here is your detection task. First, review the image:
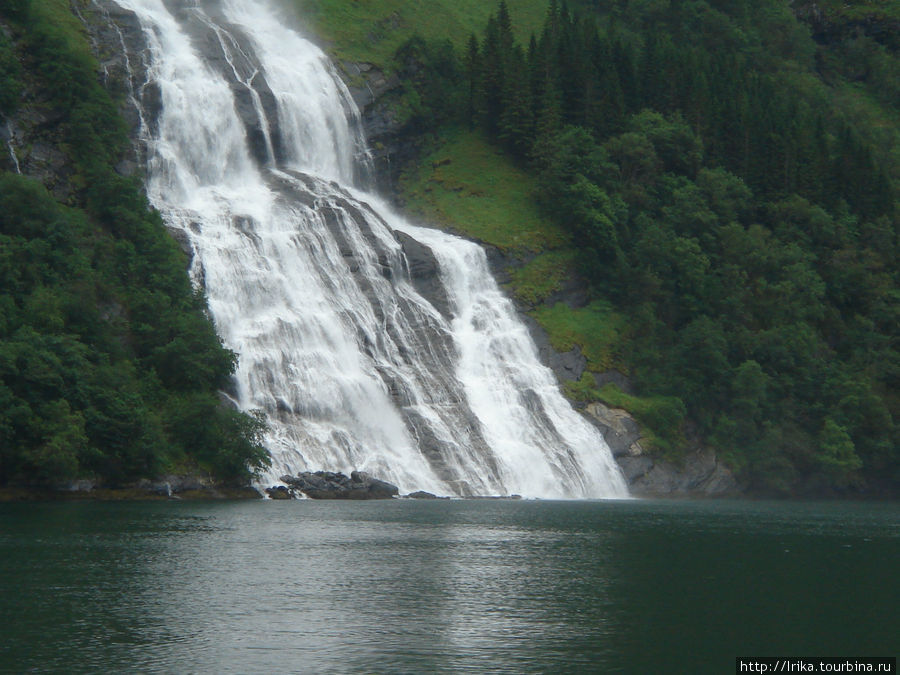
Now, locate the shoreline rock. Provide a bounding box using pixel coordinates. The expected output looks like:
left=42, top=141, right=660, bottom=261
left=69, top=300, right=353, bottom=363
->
left=618, top=448, right=740, bottom=498
left=270, top=471, right=400, bottom=500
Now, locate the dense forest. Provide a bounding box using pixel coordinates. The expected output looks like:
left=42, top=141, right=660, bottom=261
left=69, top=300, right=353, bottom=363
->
left=394, top=0, right=898, bottom=494
left=0, top=1, right=269, bottom=487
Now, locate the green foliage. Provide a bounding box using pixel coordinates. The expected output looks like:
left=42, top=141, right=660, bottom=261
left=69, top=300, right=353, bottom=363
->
left=0, top=31, right=22, bottom=115
left=0, top=6, right=269, bottom=486
left=817, top=418, right=863, bottom=480
left=290, top=0, right=548, bottom=67
left=459, top=0, right=896, bottom=218
left=166, top=397, right=270, bottom=483
left=0, top=0, right=30, bottom=22
left=562, top=371, right=600, bottom=404
left=393, top=36, right=464, bottom=128
left=596, top=384, right=687, bottom=455
left=528, top=301, right=625, bottom=373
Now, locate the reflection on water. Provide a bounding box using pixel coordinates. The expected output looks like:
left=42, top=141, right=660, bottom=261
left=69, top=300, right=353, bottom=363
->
left=0, top=500, right=897, bottom=673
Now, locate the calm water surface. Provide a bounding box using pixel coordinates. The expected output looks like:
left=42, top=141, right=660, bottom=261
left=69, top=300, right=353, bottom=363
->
left=0, top=499, right=897, bottom=673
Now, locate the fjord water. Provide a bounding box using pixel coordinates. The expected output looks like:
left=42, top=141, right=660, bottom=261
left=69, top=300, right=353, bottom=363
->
left=107, top=0, right=626, bottom=498
left=2, top=499, right=897, bottom=673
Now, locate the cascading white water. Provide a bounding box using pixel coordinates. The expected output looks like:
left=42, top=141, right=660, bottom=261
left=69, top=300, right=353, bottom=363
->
left=5, top=122, right=21, bottom=174
left=108, top=0, right=628, bottom=498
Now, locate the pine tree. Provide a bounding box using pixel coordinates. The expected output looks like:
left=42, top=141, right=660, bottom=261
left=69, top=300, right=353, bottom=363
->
left=465, top=33, right=481, bottom=129
left=478, top=15, right=504, bottom=135
left=499, top=45, right=533, bottom=159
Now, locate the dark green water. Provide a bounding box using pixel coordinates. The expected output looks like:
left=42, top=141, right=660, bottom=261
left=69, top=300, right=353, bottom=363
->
left=0, top=499, right=897, bottom=673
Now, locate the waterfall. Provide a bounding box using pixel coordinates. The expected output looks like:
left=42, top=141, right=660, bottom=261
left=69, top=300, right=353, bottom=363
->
left=107, top=0, right=628, bottom=498
left=5, top=122, right=21, bottom=174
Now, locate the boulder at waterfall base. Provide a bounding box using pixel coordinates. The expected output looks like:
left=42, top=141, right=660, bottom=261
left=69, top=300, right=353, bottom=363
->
left=275, top=471, right=400, bottom=499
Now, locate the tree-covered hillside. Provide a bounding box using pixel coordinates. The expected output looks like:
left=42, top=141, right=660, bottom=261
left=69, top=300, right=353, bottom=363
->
left=0, top=1, right=269, bottom=487
left=307, top=0, right=899, bottom=495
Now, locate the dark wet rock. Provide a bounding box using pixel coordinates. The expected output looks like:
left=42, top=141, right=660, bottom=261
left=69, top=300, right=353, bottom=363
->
left=405, top=490, right=444, bottom=499
left=137, top=474, right=211, bottom=496
left=60, top=479, right=97, bottom=492
left=339, top=62, right=417, bottom=195
left=617, top=455, right=655, bottom=485
left=266, top=486, right=293, bottom=499
left=88, top=1, right=155, bottom=169
left=585, top=402, right=644, bottom=459
left=2, top=105, right=72, bottom=200
left=618, top=447, right=739, bottom=497
left=585, top=402, right=739, bottom=496
left=350, top=470, right=399, bottom=499
left=140, top=79, right=163, bottom=137
left=280, top=474, right=304, bottom=488
left=275, top=470, right=399, bottom=500
left=592, top=369, right=634, bottom=395
left=792, top=2, right=900, bottom=51
left=394, top=230, right=452, bottom=319
left=168, top=226, right=195, bottom=265
left=516, top=313, right=588, bottom=386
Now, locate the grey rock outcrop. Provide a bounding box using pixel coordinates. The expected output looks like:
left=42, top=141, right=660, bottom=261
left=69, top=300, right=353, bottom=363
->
left=340, top=61, right=417, bottom=195
left=618, top=447, right=739, bottom=497
left=585, top=402, right=645, bottom=458
left=266, top=486, right=292, bottom=499
left=275, top=470, right=400, bottom=499
left=394, top=229, right=452, bottom=319
left=586, top=401, right=739, bottom=496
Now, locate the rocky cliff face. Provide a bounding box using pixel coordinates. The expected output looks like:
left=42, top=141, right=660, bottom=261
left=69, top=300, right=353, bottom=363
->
left=0, top=3, right=145, bottom=194
left=0, top=39, right=71, bottom=197
left=791, top=2, right=900, bottom=50
left=340, top=61, right=424, bottom=196
left=592, top=397, right=737, bottom=498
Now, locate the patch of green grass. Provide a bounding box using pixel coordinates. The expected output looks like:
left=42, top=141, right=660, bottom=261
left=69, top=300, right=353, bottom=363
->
left=290, top=0, right=550, bottom=67
left=399, top=128, right=567, bottom=252
left=506, top=249, right=577, bottom=306
left=29, top=0, right=95, bottom=59
left=563, top=371, right=600, bottom=403
left=528, top=300, right=625, bottom=373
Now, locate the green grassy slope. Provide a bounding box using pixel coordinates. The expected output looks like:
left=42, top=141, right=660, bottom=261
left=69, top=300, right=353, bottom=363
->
left=290, top=0, right=549, bottom=65
left=399, top=128, right=567, bottom=252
